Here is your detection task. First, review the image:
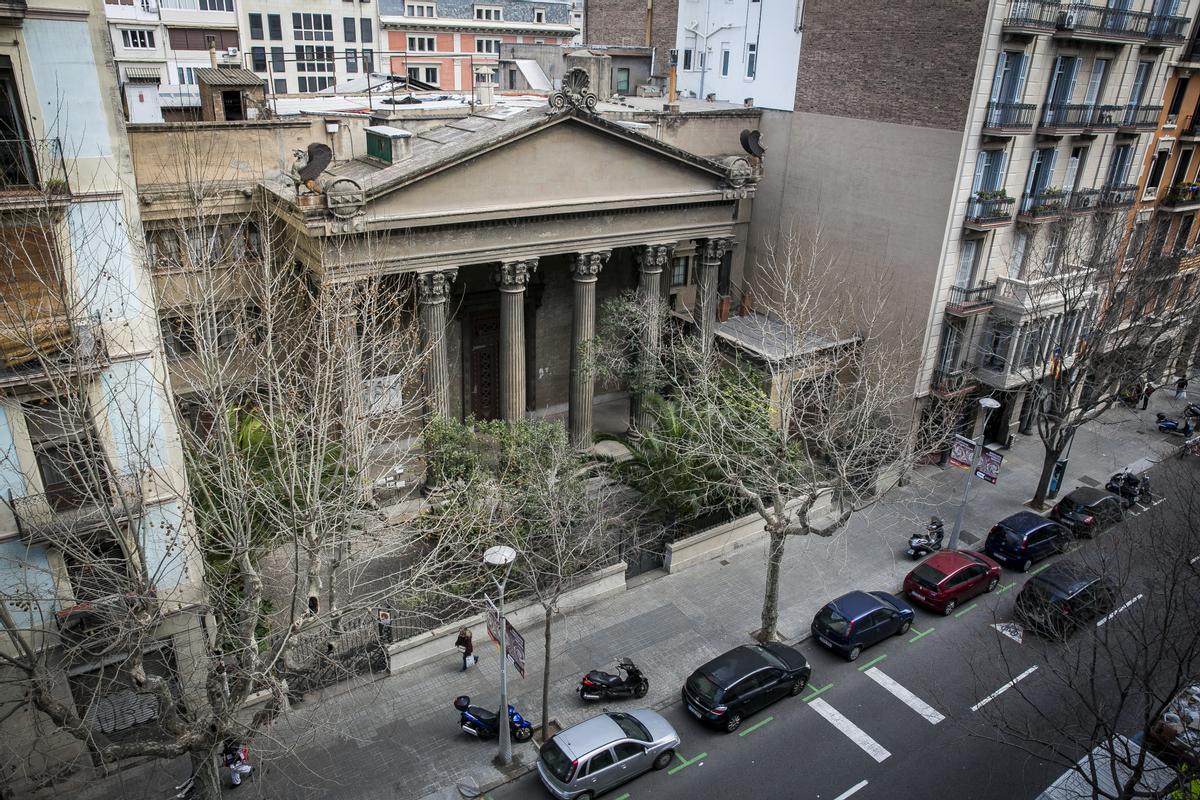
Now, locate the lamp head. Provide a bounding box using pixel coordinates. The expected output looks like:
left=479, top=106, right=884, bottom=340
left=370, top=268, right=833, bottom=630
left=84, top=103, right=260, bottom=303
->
left=483, top=545, right=517, bottom=567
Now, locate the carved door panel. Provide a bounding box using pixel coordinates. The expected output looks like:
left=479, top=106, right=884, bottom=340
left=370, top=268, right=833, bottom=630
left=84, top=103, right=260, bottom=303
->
left=470, top=311, right=500, bottom=420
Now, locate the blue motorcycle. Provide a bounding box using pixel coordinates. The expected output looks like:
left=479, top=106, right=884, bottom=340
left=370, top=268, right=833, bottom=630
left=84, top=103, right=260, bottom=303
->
left=454, top=695, right=533, bottom=742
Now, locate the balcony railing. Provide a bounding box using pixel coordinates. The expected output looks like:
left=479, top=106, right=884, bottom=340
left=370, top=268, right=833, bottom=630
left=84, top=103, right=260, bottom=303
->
left=0, top=138, right=70, bottom=203
left=1146, top=14, right=1189, bottom=43
left=983, top=102, right=1038, bottom=133
left=1121, top=104, right=1163, bottom=130
left=945, top=282, right=997, bottom=315
left=1019, top=189, right=1068, bottom=220
left=965, top=194, right=1016, bottom=227
left=1089, top=104, right=1122, bottom=129
left=0, top=315, right=108, bottom=390
left=1003, top=0, right=1062, bottom=31
left=1056, top=3, right=1151, bottom=40
left=1161, top=183, right=1200, bottom=208
left=1068, top=188, right=1101, bottom=212
left=931, top=365, right=976, bottom=396
left=1040, top=103, right=1094, bottom=131
left=996, top=269, right=1092, bottom=306
left=1100, top=183, right=1138, bottom=208
left=7, top=473, right=143, bottom=541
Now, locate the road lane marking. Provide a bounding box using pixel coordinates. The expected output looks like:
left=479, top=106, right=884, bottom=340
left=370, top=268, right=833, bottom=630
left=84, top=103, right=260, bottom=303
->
left=802, top=683, right=833, bottom=702
left=1028, top=562, right=1052, bottom=576
left=1189, top=555, right=1200, bottom=565
left=808, top=699, right=891, bottom=762
left=865, top=667, right=944, bottom=724
left=954, top=602, right=978, bottom=618
left=738, top=715, right=773, bottom=737
left=970, top=666, right=1038, bottom=712
left=833, top=780, right=869, bottom=800
left=667, top=751, right=706, bottom=775
left=856, top=654, right=887, bottom=672
left=996, top=581, right=1016, bottom=594
left=615, top=795, right=630, bottom=800
left=1097, top=594, right=1144, bottom=626
left=909, top=626, right=935, bottom=642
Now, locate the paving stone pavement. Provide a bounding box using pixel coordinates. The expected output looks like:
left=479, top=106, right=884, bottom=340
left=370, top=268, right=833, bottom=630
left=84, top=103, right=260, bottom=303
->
left=76, top=392, right=1188, bottom=800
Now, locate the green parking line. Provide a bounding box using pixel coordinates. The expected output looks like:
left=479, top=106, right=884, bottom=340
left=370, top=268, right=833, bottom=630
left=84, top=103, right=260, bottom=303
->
left=996, top=581, right=1017, bottom=594
left=738, top=715, right=774, bottom=737
left=856, top=654, right=887, bottom=672
left=1028, top=562, right=1052, bottom=576
left=615, top=795, right=630, bottom=800
left=909, top=626, right=936, bottom=642
left=954, top=602, right=978, bottom=618
left=802, top=682, right=833, bottom=702
left=668, top=751, right=706, bottom=776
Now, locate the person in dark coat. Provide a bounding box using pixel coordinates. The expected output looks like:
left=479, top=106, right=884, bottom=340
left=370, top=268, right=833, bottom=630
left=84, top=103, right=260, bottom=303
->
left=1142, top=383, right=1156, bottom=410
left=1177, top=376, right=1190, bottom=402
left=455, top=628, right=474, bottom=671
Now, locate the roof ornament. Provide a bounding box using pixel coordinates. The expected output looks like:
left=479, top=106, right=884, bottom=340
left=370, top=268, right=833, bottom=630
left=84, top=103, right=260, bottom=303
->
left=549, top=67, right=598, bottom=113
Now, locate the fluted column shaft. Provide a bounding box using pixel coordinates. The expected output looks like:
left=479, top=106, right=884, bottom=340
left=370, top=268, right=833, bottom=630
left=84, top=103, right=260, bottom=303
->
left=495, top=259, right=537, bottom=421
left=632, top=244, right=672, bottom=432
left=569, top=251, right=609, bottom=447
left=417, top=269, right=458, bottom=418
left=696, top=237, right=732, bottom=352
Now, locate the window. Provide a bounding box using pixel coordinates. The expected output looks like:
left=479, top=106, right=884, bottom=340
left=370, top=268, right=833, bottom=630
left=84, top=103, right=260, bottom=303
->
left=424, top=66, right=438, bottom=84
left=362, top=48, right=374, bottom=71
left=616, top=67, right=630, bottom=93
left=168, top=28, right=238, bottom=49
left=249, top=12, right=263, bottom=39
left=273, top=77, right=287, bottom=93
left=682, top=48, right=693, bottom=70
left=533, top=7, right=545, bottom=22
left=1107, top=143, right=1133, bottom=186
left=406, top=2, right=435, bottom=15
left=295, top=45, right=335, bottom=73
left=297, top=75, right=333, bottom=92
left=344, top=17, right=356, bottom=41
left=584, top=749, right=615, bottom=776
left=346, top=48, right=358, bottom=72
left=476, top=38, right=500, bottom=53
left=361, top=19, right=372, bottom=43
left=746, top=43, right=757, bottom=78
left=613, top=742, right=644, bottom=761
left=293, top=13, right=334, bottom=42
left=121, top=29, right=155, bottom=49
left=176, top=66, right=198, bottom=85
left=671, top=256, right=689, bottom=287
left=250, top=46, right=266, bottom=71
left=409, top=35, right=436, bottom=51
left=268, top=13, right=282, bottom=40
left=198, top=0, right=233, bottom=10
left=271, top=46, right=285, bottom=71
left=1147, top=146, right=1172, bottom=190
left=720, top=44, right=730, bottom=77
left=1174, top=214, right=1194, bottom=254
left=474, top=4, right=502, bottom=20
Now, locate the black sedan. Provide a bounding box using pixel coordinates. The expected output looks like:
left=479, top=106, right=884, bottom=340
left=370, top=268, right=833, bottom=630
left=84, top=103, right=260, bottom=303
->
left=681, top=643, right=811, bottom=733
left=1049, top=487, right=1124, bottom=537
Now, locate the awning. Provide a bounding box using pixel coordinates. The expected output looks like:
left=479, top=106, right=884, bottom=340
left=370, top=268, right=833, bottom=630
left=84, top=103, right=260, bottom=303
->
left=513, top=59, right=552, bottom=91
left=124, top=66, right=162, bottom=84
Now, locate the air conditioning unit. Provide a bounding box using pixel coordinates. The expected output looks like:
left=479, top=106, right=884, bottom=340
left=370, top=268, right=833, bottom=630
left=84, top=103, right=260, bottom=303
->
left=226, top=46, right=240, bottom=58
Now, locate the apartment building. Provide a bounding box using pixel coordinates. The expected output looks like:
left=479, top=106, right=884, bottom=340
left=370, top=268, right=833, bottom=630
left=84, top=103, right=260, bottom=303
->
left=240, top=0, right=378, bottom=95
left=378, top=0, right=577, bottom=91
left=746, top=0, right=1193, bottom=450
left=0, top=0, right=205, bottom=791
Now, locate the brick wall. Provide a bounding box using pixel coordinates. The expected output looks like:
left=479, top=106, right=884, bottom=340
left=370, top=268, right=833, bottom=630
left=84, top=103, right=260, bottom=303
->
left=586, top=0, right=677, bottom=77
left=794, top=0, right=989, bottom=130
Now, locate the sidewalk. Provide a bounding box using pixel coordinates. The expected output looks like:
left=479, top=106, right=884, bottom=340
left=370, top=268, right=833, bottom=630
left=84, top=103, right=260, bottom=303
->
left=78, top=394, right=1185, bottom=800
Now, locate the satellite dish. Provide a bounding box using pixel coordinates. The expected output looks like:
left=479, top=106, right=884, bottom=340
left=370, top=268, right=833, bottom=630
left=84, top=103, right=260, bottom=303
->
left=298, top=143, right=333, bottom=183
left=740, top=129, right=766, bottom=157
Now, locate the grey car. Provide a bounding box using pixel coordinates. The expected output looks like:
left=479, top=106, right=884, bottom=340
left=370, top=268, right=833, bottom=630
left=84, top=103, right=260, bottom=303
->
left=536, top=709, right=679, bottom=799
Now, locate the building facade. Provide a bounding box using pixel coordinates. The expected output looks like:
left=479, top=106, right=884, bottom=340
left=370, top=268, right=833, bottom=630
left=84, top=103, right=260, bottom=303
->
left=584, top=0, right=675, bottom=79
left=240, top=0, right=378, bottom=95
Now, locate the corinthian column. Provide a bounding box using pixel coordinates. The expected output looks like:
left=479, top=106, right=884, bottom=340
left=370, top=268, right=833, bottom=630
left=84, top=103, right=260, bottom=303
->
left=568, top=251, right=610, bottom=447
left=631, top=244, right=672, bottom=432
left=696, top=237, right=733, bottom=352
left=417, top=269, right=458, bottom=418
left=495, top=259, right=537, bottom=421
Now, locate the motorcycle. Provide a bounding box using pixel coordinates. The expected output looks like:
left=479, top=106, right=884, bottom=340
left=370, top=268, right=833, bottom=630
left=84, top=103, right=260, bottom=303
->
left=454, top=695, right=533, bottom=742
left=1157, top=412, right=1195, bottom=437
left=906, top=516, right=945, bottom=559
left=1184, top=435, right=1200, bottom=458
left=578, top=659, right=649, bottom=702
left=1105, top=470, right=1152, bottom=508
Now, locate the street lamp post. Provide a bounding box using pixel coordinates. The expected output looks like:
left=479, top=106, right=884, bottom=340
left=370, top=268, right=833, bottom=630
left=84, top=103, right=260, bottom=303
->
left=483, top=545, right=517, bottom=766
left=948, top=397, right=1002, bottom=551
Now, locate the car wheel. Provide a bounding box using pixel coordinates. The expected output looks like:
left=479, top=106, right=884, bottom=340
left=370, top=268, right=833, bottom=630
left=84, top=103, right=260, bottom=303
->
left=789, top=675, right=809, bottom=696
left=942, top=599, right=957, bottom=616
left=576, top=793, right=594, bottom=800
left=653, top=749, right=674, bottom=770
left=724, top=712, right=743, bottom=733
left=985, top=577, right=999, bottom=593
left=847, top=645, right=862, bottom=662
left=512, top=726, right=533, bottom=743
left=634, top=679, right=649, bottom=699
left=898, top=619, right=912, bottom=635
left=1020, top=558, right=1033, bottom=573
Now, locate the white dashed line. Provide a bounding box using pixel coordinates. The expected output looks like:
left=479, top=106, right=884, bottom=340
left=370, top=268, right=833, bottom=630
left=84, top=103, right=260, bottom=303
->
left=833, top=780, right=869, bottom=800
left=1189, top=555, right=1200, bottom=565
left=808, top=698, right=891, bottom=762
left=971, top=666, right=1038, bottom=712
left=1097, top=594, right=1144, bottom=627
left=865, top=667, right=944, bottom=724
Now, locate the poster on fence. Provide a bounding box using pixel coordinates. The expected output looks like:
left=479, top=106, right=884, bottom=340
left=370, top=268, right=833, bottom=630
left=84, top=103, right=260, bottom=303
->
left=948, top=435, right=976, bottom=470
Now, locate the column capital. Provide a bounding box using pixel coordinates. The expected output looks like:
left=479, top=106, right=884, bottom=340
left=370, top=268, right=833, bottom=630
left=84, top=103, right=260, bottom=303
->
left=416, top=269, right=459, bottom=305
left=495, top=259, right=539, bottom=291
left=571, top=251, right=610, bottom=281
left=636, top=244, right=673, bottom=275
left=701, top=237, right=734, bottom=262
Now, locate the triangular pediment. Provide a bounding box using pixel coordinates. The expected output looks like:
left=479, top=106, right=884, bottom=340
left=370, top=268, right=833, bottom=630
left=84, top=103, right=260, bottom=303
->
left=361, top=113, right=729, bottom=222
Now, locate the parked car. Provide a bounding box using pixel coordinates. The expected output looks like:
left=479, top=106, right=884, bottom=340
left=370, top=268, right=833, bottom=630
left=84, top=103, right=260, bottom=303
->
left=984, top=511, right=1071, bottom=572
left=810, top=590, right=914, bottom=662
left=1013, top=561, right=1117, bottom=638
left=1049, top=487, right=1124, bottom=537
left=902, top=549, right=1001, bottom=615
left=681, top=643, right=811, bottom=733
left=537, top=710, right=679, bottom=799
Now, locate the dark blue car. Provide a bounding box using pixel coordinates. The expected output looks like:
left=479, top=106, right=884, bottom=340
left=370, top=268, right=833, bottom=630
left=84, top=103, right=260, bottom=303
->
left=810, top=591, right=915, bottom=662
left=984, top=511, right=1071, bottom=573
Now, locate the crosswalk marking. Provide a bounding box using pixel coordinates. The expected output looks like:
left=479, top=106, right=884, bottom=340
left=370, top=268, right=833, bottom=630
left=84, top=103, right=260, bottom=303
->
left=865, top=667, right=945, bottom=724
left=808, top=698, right=891, bottom=762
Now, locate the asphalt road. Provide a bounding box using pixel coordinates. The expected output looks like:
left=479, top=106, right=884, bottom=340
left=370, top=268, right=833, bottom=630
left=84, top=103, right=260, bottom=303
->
left=487, top=460, right=1194, bottom=800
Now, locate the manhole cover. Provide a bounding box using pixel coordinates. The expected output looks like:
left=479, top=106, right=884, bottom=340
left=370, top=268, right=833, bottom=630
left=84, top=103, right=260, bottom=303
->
left=719, top=559, right=730, bottom=566
left=1077, top=474, right=1100, bottom=487
left=959, top=531, right=980, bottom=545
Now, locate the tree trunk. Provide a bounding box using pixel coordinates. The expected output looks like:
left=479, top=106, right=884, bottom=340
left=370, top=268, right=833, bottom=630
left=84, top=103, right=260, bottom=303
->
left=191, top=747, right=222, bottom=800
left=757, top=529, right=787, bottom=642
left=541, top=604, right=553, bottom=742
left=1030, top=445, right=1062, bottom=510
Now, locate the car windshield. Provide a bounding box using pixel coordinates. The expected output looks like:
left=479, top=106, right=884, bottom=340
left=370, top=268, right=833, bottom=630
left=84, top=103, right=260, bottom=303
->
left=686, top=672, right=722, bottom=706
left=910, top=563, right=946, bottom=590
left=1058, top=498, right=1083, bottom=513
left=997, top=524, right=1024, bottom=548
left=753, top=645, right=789, bottom=670
left=607, top=712, right=651, bottom=742
left=541, top=739, right=574, bottom=783
left=815, top=605, right=850, bottom=637
left=1021, top=580, right=1054, bottom=605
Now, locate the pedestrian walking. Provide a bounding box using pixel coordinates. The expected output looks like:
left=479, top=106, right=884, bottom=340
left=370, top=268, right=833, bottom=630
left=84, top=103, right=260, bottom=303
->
left=1142, top=383, right=1156, bottom=410
left=455, top=627, right=475, bottom=671
left=1177, top=376, right=1190, bottom=402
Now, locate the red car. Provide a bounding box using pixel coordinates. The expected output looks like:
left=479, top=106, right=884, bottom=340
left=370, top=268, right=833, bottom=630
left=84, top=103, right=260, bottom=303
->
left=902, top=550, right=1002, bottom=616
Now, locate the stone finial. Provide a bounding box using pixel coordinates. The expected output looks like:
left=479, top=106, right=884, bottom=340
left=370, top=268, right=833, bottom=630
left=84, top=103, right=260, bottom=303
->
left=549, top=67, right=599, bottom=113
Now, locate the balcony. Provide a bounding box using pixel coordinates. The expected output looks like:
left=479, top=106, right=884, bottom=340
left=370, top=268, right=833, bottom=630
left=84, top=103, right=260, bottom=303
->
left=1068, top=188, right=1101, bottom=213
left=1100, top=183, right=1138, bottom=208
left=7, top=473, right=143, bottom=541
left=995, top=269, right=1093, bottom=311
left=1160, top=183, right=1200, bottom=211
left=1039, top=103, right=1093, bottom=133
left=945, top=282, right=996, bottom=316
left=1055, top=3, right=1150, bottom=43
left=964, top=194, right=1015, bottom=229
left=983, top=102, right=1038, bottom=135
left=931, top=365, right=977, bottom=397
left=0, top=138, right=70, bottom=209
left=1145, top=14, right=1190, bottom=45
left=1002, top=0, right=1062, bottom=34
left=1088, top=104, right=1122, bottom=130
left=1119, top=104, right=1163, bottom=132
left=0, top=316, right=108, bottom=391
left=1018, top=189, right=1068, bottom=222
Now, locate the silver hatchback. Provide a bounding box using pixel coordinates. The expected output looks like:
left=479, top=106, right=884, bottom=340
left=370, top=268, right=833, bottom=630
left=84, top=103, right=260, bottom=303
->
left=536, top=709, right=679, bottom=799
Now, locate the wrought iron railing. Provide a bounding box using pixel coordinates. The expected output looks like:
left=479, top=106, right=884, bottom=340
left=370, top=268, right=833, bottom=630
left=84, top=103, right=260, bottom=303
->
left=1122, top=104, right=1163, bottom=128
left=1147, top=14, right=1189, bottom=43
left=1004, top=0, right=1062, bottom=29
left=1100, top=183, right=1138, bottom=208
left=8, top=473, right=143, bottom=541
left=1089, top=104, right=1122, bottom=129
left=945, top=282, right=997, bottom=314
left=0, top=138, right=69, bottom=197
left=965, top=195, right=1016, bottom=225
left=1040, top=103, right=1094, bottom=129
left=1068, top=188, right=1101, bottom=212
left=1057, top=3, right=1151, bottom=38
left=1020, top=189, right=1068, bottom=218
left=931, top=365, right=975, bottom=395
left=984, top=102, right=1038, bottom=131
left=1161, top=183, right=1200, bottom=208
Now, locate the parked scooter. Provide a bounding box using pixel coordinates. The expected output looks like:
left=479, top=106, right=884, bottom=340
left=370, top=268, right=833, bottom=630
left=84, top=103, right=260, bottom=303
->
left=1184, top=435, right=1200, bottom=458
left=578, top=659, right=649, bottom=702
left=1157, top=412, right=1195, bottom=437
left=454, top=695, right=533, bottom=742
left=907, top=516, right=945, bottom=559
left=1105, top=470, right=1152, bottom=508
